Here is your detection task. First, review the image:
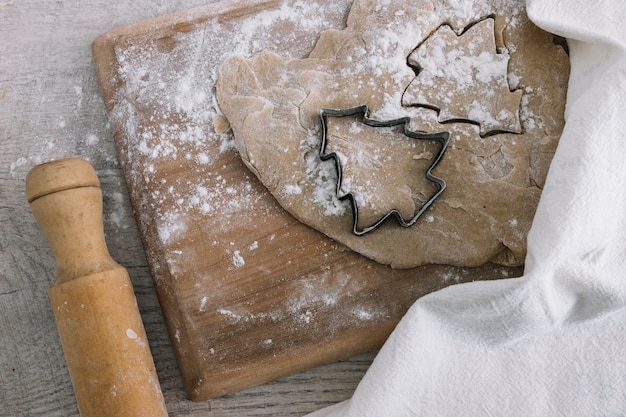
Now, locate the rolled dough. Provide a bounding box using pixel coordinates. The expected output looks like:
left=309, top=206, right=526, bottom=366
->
left=216, top=0, right=570, bottom=268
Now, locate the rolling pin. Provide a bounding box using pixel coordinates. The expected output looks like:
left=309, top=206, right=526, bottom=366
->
left=26, top=158, right=168, bottom=417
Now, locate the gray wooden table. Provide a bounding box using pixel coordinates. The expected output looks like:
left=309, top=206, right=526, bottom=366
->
left=0, top=1, right=372, bottom=415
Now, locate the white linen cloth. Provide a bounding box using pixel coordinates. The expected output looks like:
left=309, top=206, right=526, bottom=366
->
left=308, top=0, right=626, bottom=415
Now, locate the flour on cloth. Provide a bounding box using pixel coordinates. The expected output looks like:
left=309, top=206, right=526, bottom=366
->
left=306, top=0, right=626, bottom=415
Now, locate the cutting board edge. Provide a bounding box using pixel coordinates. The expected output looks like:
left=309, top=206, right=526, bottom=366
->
left=187, top=324, right=393, bottom=401
left=183, top=262, right=523, bottom=401
left=91, top=0, right=281, bottom=113
left=90, top=0, right=528, bottom=401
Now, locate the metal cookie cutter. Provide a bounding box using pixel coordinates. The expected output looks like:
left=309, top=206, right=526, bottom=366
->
left=319, top=105, right=450, bottom=236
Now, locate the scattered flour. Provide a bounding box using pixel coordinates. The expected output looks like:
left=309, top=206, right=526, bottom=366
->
left=102, top=1, right=541, bottom=376
left=283, top=183, right=303, bottom=195
left=9, top=156, right=45, bottom=178
left=199, top=296, right=208, bottom=312
left=107, top=190, right=130, bottom=229
left=86, top=133, right=99, bottom=146
left=217, top=309, right=242, bottom=322
left=354, top=309, right=373, bottom=320
left=231, top=250, right=245, bottom=268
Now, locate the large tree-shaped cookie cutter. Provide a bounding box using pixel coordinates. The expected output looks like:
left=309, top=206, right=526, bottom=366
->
left=320, top=105, right=450, bottom=236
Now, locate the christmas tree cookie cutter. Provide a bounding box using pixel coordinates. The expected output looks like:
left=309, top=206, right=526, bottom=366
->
left=319, top=105, right=450, bottom=236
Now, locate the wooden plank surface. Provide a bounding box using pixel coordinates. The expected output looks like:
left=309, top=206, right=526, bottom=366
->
left=0, top=1, right=373, bottom=415
left=91, top=0, right=522, bottom=402
left=0, top=1, right=522, bottom=415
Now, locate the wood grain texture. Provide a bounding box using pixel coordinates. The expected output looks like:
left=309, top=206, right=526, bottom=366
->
left=0, top=1, right=375, bottom=415
left=0, top=0, right=521, bottom=415
left=91, top=0, right=522, bottom=402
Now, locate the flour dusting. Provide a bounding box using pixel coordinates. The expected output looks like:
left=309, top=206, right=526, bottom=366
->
left=231, top=250, right=245, bottom=268
left=108, top=0, right=352, bottom=272
left=103, top=0, right=564, bottom=387
left=199, top=296, right=208, bottom=312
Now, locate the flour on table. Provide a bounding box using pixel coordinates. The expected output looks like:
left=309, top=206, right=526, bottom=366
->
left=97, top=1, right=531, bottom=400
left=107, top=0, right=353, bottom=278
left=231, top=250, right=245, bottom=268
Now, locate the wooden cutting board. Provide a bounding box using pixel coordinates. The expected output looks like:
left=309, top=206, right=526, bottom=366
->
left=92, top=0, right=521, bottom=401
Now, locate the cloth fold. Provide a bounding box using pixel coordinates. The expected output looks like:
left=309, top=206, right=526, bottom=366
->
left=307, top=0, right=626, bottom=415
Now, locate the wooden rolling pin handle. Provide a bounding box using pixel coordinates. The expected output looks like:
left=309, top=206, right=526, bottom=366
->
left=26, top=158, right=168, bottom=417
